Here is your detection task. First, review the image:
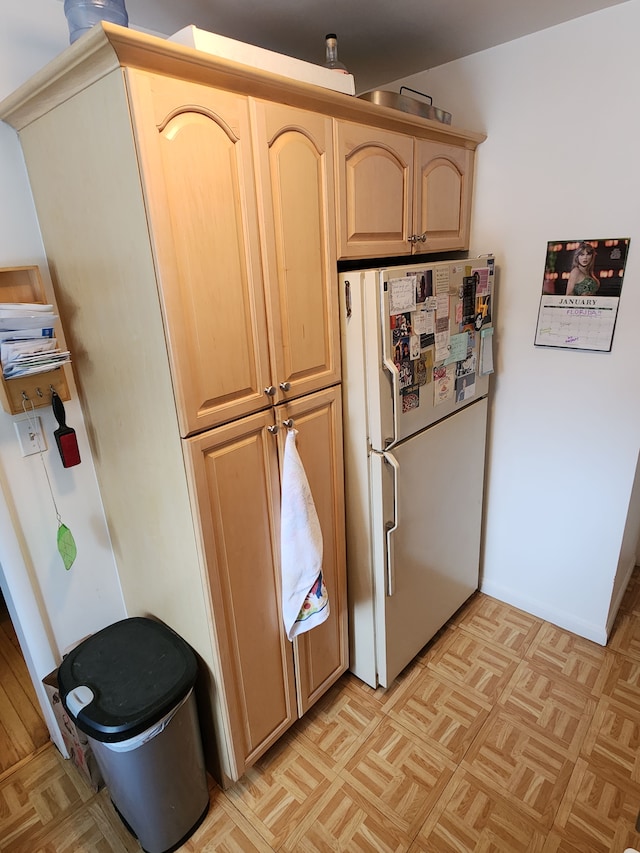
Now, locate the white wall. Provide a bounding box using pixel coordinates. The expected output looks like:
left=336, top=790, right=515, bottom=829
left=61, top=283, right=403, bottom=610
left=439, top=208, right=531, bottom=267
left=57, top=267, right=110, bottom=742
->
left=392, top=0, right=640, bottom=642
left=0, top=1, right=126, bottom=751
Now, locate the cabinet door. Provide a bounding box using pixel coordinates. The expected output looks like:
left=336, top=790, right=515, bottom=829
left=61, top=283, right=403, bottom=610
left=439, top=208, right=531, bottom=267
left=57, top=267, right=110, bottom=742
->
left=127, top=71, right=272, bottom=437
left=251, top=101, right=341, bottom=404
left=335, top=121, right=414, bottom=259
left=414, top=139, right=474, bottom=252
left=277, top=386, right=348, bottom=715
left=185, top=409, right=297, bottom=778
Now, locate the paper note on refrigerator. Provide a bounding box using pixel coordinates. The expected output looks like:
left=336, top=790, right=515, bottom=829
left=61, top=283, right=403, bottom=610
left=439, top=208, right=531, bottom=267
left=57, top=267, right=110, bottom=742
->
left=473, top=266, right=490, bottom=295
left=433, top=363, right=455, bottom=404
left=389, top=277, right=417, bottom=314
left=435, top=331, right=450, bottom=362
left=455, top=352, right=476, bottom=401
left=412, top=310, right=428, bottom=335
left=444, top=332, right=469, bottom=365
left=435, top=267, right=450, bottom=294
left=435, top=294, right=450, bottom=328
left=413, top=308, right=435, bottom=339
left=479, top=327, right=494, bottom=375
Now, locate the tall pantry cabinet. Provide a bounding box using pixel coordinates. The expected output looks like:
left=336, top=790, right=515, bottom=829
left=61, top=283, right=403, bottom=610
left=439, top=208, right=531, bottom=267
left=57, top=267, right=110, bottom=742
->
left=1, top=28, right=346, bottom=784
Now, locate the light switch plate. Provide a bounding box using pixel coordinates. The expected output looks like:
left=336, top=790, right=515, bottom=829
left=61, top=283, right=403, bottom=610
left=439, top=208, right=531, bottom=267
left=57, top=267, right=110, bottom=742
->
left=14, top=416, right=46, bottom=456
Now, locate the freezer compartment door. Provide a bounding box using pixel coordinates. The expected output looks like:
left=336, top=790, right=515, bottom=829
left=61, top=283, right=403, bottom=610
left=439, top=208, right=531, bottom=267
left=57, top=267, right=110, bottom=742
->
left=376, top=258, right=494, bottom=446
left=373, top=397, right=488, bottom=687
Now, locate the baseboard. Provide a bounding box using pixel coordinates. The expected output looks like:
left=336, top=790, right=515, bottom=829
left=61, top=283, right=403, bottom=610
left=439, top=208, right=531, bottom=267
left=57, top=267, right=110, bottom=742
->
left=479, top=579, right=608, bottom=646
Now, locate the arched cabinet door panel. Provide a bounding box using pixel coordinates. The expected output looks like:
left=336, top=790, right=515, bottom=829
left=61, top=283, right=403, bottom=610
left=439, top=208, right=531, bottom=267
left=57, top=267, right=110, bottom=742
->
left=335, top=121, right=413, bottom=259
left=414, top=139, right=474, bottom=253
left=128, top=71, right=272, bottom=437
left=275, top=385, right=348, bottom=716
left=251, top=101, right=341, bottom=404
left=185, top=408, right=297, bottom=777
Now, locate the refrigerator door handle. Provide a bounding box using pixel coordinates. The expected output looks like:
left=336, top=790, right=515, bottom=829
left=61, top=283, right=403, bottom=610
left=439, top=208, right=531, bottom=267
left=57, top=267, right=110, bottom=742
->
left=381, top=349, right=399, bottom=448
left=382, top=450, right=399, bottom=596
left=378, top=274, right=400, bottom=448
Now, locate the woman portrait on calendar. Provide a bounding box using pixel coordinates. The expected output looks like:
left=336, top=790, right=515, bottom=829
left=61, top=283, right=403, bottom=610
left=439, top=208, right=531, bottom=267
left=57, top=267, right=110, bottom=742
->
left=565, top=242, right=600, bottom=296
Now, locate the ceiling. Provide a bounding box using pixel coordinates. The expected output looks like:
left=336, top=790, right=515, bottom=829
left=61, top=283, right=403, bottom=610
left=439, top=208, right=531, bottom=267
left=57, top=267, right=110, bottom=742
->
left=123, top=0, right=629, bottom=92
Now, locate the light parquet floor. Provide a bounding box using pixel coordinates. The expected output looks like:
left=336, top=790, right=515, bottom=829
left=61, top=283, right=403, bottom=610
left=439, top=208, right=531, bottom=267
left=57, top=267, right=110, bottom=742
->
left=0, top=594, right=50, bottom=779
left=4, top=573, right=640, bottom=852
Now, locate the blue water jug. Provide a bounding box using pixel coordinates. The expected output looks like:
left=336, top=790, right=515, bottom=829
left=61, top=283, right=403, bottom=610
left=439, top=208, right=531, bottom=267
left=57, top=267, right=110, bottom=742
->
left=64, top=0, right=128, bottom=44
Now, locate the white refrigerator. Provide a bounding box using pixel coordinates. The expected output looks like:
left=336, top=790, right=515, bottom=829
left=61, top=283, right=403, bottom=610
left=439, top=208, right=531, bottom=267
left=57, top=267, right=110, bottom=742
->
left=339, top=256, right=495, bottom=688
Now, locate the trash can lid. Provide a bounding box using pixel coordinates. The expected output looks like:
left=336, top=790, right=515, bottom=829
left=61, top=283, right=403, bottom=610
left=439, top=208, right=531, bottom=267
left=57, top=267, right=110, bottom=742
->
left=57, top=617, right=198, bottom=743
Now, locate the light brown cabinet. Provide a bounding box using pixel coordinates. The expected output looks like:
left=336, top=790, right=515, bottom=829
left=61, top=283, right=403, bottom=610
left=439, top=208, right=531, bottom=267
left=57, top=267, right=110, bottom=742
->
left=250, top=100, right=341, bottom=406
left=2, top=37, right=347, bottom=786
left=0, top=22, right=484, bottom=786
left=127, top=75, right=341, bottom=437
left=187, top=408, right=296, bottom=772
left=414, top=138, right=474, bottom=254
left=127, top=73, right=271, bottom=437
left=186, top=385, right=346, bottom=775
left=280, top=387, right=346, bottom=718
left=335, top=121, right=475, bottom=259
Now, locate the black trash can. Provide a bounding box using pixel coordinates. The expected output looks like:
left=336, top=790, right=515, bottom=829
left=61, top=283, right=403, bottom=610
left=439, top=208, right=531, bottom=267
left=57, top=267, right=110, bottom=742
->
left=58, top=617, right=209, bottom=853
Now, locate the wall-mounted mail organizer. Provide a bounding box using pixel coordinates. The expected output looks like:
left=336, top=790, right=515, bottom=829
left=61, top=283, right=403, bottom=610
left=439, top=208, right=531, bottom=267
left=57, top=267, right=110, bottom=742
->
left=0, top=265, right=70, bottom=414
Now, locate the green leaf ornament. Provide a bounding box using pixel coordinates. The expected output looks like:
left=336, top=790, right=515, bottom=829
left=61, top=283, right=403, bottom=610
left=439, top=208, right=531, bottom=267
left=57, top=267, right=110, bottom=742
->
left=57, top=523, right=77, bottom=571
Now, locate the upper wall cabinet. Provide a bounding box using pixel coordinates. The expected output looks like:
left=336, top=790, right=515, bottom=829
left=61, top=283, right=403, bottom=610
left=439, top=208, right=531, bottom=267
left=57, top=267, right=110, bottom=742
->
left=335, top=122, right=413, bottom=259
left=414, top=139, right=474, bottom=254
left=335, top=121, right=476, bottom=260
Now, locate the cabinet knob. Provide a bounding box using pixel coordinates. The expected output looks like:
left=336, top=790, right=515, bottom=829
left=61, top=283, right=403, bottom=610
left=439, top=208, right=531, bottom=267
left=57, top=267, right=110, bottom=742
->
left=283, top=418, right=295, bottom=429
left=279, top=382, right=291, bottom=391
left=264, top=386, right=277, bottom=397
left=408, top=232, right=427, bottom=244
left=267, top=424, right=279, bottom=434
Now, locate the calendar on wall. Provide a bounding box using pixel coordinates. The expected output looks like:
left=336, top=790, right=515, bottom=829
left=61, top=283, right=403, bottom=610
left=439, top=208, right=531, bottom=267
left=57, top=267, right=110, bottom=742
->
left=534, top=238, right=630, bottom=352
